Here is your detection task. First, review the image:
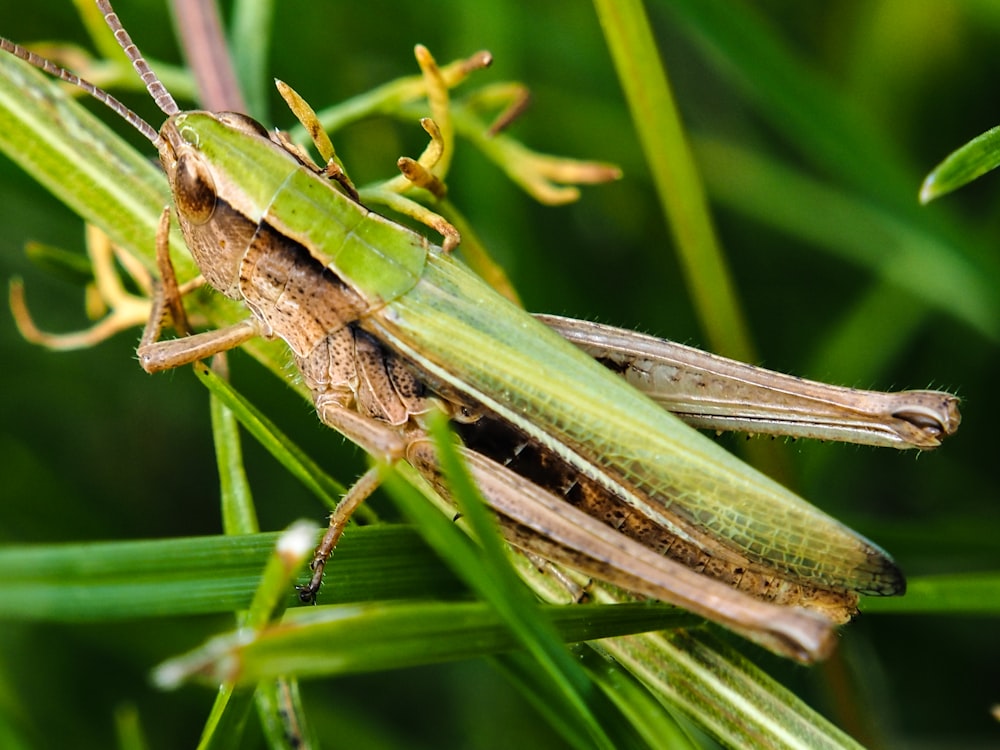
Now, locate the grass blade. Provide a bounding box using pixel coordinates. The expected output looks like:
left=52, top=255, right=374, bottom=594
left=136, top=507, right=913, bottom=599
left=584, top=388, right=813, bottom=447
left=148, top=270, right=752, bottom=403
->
left=860, top=572, right=1000, bottom=615
left=920, top=124, right=1000, bottom=203
left=592, top=0, right=754, bottom=363
left=382, top=413, right=624, bottom=750
left=0, top=527, right=461, bottom=621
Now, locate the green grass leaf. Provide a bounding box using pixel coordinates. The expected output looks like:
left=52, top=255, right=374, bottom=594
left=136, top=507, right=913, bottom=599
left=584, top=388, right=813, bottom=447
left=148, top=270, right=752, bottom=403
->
left=920, top=124, right=1000, bottom=203
left=860, top=572, right=1000, bottom=615
left=0, top=526, right=462, bottom=621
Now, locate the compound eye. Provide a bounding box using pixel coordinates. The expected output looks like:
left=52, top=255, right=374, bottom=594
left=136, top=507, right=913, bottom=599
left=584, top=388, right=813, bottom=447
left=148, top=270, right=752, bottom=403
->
left=217, top=111, right=271, bottom=139
left=172, top=152, right=217, bottom=225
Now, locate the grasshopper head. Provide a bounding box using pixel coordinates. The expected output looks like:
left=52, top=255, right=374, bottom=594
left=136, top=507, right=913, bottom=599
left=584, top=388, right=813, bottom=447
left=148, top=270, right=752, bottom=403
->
left=158, top=111, right=300, bottom=300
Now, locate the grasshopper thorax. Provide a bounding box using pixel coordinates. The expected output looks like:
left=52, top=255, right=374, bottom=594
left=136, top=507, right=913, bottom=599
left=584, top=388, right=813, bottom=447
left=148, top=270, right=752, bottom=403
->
left=156, top=111, right=301, bottom=299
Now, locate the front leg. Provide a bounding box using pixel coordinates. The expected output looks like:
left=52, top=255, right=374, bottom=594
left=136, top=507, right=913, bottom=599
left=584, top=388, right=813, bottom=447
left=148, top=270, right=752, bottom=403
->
left=137, top=208, right=265, bottom=372
left=138, top=318, right=264, bottom=373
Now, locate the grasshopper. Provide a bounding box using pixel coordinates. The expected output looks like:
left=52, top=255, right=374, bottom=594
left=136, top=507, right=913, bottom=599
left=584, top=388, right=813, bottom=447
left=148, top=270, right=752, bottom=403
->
left=0, top=1, right=960, bottom=664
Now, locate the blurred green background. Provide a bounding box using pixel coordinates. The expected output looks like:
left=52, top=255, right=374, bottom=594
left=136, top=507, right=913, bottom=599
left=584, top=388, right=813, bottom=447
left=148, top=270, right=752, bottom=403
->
left=1, top=0, right=998, bottom=747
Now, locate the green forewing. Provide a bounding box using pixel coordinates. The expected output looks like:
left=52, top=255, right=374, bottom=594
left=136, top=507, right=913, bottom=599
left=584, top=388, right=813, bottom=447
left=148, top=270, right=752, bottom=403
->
left=372, top=251, right=902, bottom=596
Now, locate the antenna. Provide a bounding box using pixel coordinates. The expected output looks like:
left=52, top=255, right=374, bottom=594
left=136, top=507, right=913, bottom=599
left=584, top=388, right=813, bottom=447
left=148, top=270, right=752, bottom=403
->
left=96, top=0, right=179, bottom=117
left=0, top=0, right=182, bottom=146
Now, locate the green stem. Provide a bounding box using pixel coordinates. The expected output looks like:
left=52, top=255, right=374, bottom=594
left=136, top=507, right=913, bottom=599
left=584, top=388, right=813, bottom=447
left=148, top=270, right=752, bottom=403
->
left=592, top=0, right=755, bottom=363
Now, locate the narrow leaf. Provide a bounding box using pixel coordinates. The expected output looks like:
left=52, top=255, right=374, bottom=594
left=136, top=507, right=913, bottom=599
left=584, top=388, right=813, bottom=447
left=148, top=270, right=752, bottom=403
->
left=0, top=527, right=462, bottom=621
left=381, top=418, right=623, bottom=750
left=920, top=124, right=1000, bottom=203
left=860, top=572, right=1000, bottom=615
left=153, top=600, right=693, bottom=687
